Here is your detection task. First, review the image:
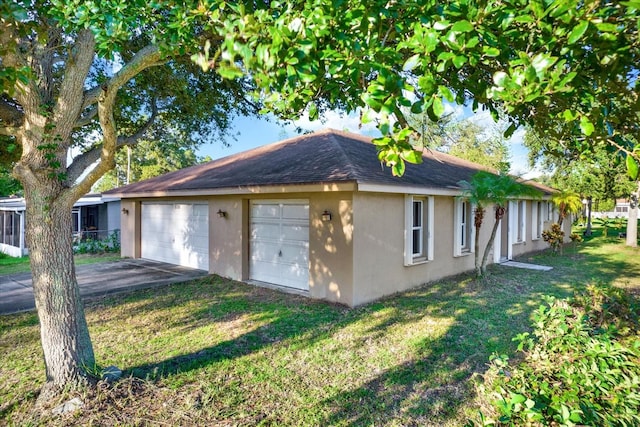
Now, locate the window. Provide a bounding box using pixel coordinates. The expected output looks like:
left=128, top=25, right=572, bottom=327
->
left=454, top=199, right=474, bottom=256
left=1, top=211, right=20, bottom=247
left=546, top=201, right=554, bottom=222
left=515, top=200, right=526, bottom=243
left=405, top=195, right=433, bottom=265
left=532, top=201, right=543, bottom=240
left=412, top=199, right=423, bottom=257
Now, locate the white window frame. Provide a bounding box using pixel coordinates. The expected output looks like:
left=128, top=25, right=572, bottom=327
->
left=532, top=201, right=543, bottom=240
left=546, top=201, right=554, bottom=222
left=515, top=200, right=527, bottom=243
left=404, top=195, right=434, bottom=265
left=454, top=199, right=475, bottom=257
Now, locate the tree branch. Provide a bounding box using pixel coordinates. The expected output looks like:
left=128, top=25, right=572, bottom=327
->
left=73, top=106, right=97, bottom=128
left=51, top=29, right=96, bottom=141
left=117, top=97, right=158, bottom=146
left=607, top=137, right=640, bottom=162
left=81, top=45, right=165, bottom=111
left=67, top=46, right=164, bottom=199
left=66, top=97, right=159, bottom=182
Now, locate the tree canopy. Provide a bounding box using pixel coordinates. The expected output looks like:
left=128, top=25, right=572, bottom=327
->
left=524, top=127, right=636, bottom=203
left=190, top=0, right=640, bottom=176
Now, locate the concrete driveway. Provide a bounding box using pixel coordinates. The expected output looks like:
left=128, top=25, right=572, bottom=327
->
left=0, top=259, right=209, bottom=315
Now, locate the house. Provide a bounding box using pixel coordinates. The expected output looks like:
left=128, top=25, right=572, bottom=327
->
left=0, top=194, right=121, bottom=257
left=589, top=198, right=637, bottom=219
left=108, top=129, right=565, bottom=307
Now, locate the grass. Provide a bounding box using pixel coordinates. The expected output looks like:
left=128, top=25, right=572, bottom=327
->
left=1, top=224, right=639, bottom=426
left=0, top=253, right=121, bottom=275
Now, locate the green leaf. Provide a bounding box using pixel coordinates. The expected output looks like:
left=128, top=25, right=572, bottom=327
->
left=423, top=30, right=439, bottom=53
left=410, top=100, right=424, bottom=114
left=218, top=65, right=244, bottom=80
left=438, top=85, right=454, bottom=102
left=361, top=108, right=377, bottom=124
left=372, top=136, right=390, bottom=146
left=432, top=96, right=445, bottom=117
left=483, top=47, right=501, bottom=57
left=626, top=154, right=639, bottom=180
left=531, top=53, right=555, bottom=74
left=298, top=72, right=317, bottom=83
left=308, top=102, right=319, bottom=121
left=562, top=109, right=577, bottom=121
left=510, top=393, right=526, bottom=405
left=452, top=55, right=467, bottom=68
left=567, top=20, right=589, bottom=44
left=524, top=65, right=537, bottom=82
left=418, top=75, right=437, bottom=95
left=392, top=160, right=405, bottom=177
left=595, top=22, right=618, bottom=32
left=433, top=21, right=450, bottom=30
left=451, top=20, right=474, bottom=33
left=402, top=150, right=422, bottom=164
left=579, top=116, right=595, bottom=136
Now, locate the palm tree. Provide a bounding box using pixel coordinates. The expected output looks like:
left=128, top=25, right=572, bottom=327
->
left=459, top=171, right=542, bottom=277
left=551, top=190, right=583, bottom=227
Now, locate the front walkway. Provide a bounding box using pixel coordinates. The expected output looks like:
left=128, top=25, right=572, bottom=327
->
left=499, top=260, right=553, bottom=271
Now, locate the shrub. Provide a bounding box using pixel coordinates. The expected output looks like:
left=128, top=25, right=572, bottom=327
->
left=74, top=230, right=121, bottom=254
left=542, top=223, right=564, bottom=253
left=471, top=285, right=640, bottom=426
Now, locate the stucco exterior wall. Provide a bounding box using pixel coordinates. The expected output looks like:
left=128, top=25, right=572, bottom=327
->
left=118, top=191, right=562, bottom=307
left=511, top=201, right=541, bottom=258
left=308, top=192, right=354, bottom=305
left=119, top=199, right=140, bottom=259
left=509, top=200, right=567, bottom=258
left=350, top=193, right=494, bottom=306
left=209, top=197, right=246, bottom=281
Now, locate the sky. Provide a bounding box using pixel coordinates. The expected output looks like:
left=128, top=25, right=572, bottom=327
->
left=196, top=104, right=539, bottom=179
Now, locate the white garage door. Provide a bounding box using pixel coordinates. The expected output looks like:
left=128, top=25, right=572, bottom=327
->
left=141, top=202, right=209, bottom=270
left=250, top=200, right=309, bottom=290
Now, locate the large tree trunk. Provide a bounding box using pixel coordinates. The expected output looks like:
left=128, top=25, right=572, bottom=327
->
left=4, top=23, right=162, bottom=402
left=585, top=197, right=593, bottom=237
left=626, top=183, right=639, bottom=247
left=25, top=185, right=95, bottom=397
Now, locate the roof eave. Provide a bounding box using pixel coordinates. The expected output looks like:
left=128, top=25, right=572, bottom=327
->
left=111, top=181, right=359, bottom=199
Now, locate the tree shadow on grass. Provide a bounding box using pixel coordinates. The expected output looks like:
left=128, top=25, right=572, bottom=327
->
left=318, top=245, right=640, bottom=425
left=86, top=241, right=640, bottom=425
left=114, top=266, right=578, bottom=424
left=122, top=277, right=354, bottom=380
left=316, top=274, right=570, bottom=426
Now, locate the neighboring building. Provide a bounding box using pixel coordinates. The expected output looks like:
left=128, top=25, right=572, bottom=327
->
left=0, top=194, right=121, bottom=257
left=589, top=198, right=637, bottom=219
left=108, top=129, right=565, bottom=307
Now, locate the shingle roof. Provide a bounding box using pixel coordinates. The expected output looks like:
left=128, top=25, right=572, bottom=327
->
left=108, top=128, right=551, bottom=196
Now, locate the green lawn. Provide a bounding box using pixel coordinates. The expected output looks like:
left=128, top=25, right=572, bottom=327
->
left=0, top=253, right=121, bottom=275
left=1, top=226, right=639, bottom=426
